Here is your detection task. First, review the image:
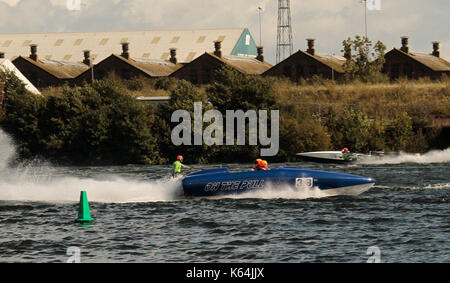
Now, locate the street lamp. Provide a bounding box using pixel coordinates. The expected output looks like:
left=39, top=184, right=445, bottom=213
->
left=257, top=4, right=265, bottom=46
left=91, top=58, right=94, bottom=83
left=360, top=0, right=368, bottom=38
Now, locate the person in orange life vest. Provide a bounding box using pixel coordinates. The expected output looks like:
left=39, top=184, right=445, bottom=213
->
left=254, top=159, right=270, bottom=170
left=254, top=159, right=263, bottom=170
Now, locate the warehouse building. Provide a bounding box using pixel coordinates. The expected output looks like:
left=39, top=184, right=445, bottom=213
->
left=0, top=28, right=259, bottom=64
left=383, top=37, right=450, bottom=80
left=11, top=45, right=89, bottom=89
left=263, top=39, right=346, bottom=82
left=75, top=42, right=183, bottom=84
left=170, top=41, right=272, bottom=84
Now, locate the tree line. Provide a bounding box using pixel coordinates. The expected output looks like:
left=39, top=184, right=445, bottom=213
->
left=0, top=36, right=448, bottom=165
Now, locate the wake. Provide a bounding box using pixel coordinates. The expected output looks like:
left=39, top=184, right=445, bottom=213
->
left=0, top=129, right=15, bottom=170
left=0, top=173, right=183, bottom=203
left=0, top=129, right=183, bottom=203
left=360, top=148, right=450, bottom=164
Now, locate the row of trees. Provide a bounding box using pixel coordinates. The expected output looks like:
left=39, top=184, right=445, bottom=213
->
left=341, top=35, right=387, bottom=83
left=1, top=61, right=437, bottom=165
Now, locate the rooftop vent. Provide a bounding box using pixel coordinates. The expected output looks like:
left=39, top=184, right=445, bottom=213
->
left=256, top=46, right=264, bottom=62
left=306, top=38, right=316, bottom=56
left=400, top=36, right=409, bottom=54
left=214, top=41, right=222, bottom=58
left=30, top=44, right=38, bottom=61
left=169, top=48, right=177, bottom=64
left=432, top=41, right=440, bottom=58
left=121, top=42, right=130, bottom=60
left=83, top=50, right=91, bottom=66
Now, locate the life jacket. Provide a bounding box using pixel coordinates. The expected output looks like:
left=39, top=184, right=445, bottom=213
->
left=172, top=160, right=183, bottom=173
left=255, top=159, right=268, bottom=170
left=254, top=159, right=263, bottom=169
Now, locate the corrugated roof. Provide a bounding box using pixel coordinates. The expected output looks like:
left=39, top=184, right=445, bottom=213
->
left=13, top=56, right=89, bottom=79
left=0, top=29, right=250, bottom=64
left=210, top=53, right=272, bottom=75
left=268, top=50, right=347, bottom=73
left=307, top=52, right=346, bottom=73
left=112, top=54, right=182, bottom=77
left=403, top=49, right=450, bottom=71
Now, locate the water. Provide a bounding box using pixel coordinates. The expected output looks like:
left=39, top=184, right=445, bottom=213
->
left=0, top=130, right=449, bottom=263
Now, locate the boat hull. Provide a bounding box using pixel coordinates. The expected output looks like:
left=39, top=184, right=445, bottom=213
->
left=296, top=151, right=357, bottom=163
left=297, top=151, right=383, bottom=164
left=182, top=167, right=375, bottom=197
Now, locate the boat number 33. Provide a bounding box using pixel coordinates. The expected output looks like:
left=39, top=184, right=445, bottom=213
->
left=295, top=178, right=314, bottom=189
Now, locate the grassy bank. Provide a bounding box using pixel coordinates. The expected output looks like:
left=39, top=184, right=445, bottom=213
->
left=1, top=67, right=449, bottom=166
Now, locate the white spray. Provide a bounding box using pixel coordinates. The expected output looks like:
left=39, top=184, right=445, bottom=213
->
left=0, top=129, right=183, bottom=203
left=0, top=174, right=184, bottom=203
left=361, top=148, right=450, bottom=164
left=0, top=129, right=15, bottom=169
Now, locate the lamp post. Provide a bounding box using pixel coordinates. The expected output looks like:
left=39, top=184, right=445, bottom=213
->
left=361, top=0, right=368, bottom=38
left=91, top=58, right=94, bottom=83
left=257, top=4, right=264, bottom=46
left=332, top=54, right=335, bottom=81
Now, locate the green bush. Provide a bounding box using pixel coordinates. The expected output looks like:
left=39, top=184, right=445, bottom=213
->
left=207, top=66, right=277, bottom=112
left=1, top=75, right=160, bottom=165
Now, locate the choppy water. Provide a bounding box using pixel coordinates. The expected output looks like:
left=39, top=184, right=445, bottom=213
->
left=0, top=131, right=449, bottom=263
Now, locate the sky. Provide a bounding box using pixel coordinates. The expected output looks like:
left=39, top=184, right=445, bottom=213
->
left=0, top=0, right=449, bottom=65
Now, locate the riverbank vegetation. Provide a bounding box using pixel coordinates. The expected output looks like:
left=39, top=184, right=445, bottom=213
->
left=1, top=67, right=449, bottom=166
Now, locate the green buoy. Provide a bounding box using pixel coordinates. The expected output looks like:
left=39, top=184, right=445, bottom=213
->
left=75, top=191, right=94, bottom=223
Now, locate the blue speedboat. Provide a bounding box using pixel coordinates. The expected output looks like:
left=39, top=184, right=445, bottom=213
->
left=182, top=167, right=375, bottom=197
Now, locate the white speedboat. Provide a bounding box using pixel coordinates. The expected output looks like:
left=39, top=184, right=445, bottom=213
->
left=296, top=151, right=384, bottom=164
left=183, top=167, right=375, bottom=197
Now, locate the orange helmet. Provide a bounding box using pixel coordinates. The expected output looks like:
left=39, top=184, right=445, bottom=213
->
left=177, top=155, right=183, bottom=162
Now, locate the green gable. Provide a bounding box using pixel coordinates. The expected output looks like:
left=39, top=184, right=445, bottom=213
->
left=230, top=28, right=258, bottom=57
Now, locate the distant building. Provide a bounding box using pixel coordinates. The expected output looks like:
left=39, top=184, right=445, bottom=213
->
left=74, top=43, right=182, bottom=84
left=263, top=39, right=346, bottom=82
left=136, top=96, right=170, bottom=106
left=11, top=45, right=89, bottom=89
left=0, top=55, right=41, bottom=95
left=170, top=41, right=272, bottom=85
left=384, top=37, right=450, bottom=80
left=0, top=28, right=259, bottom=64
